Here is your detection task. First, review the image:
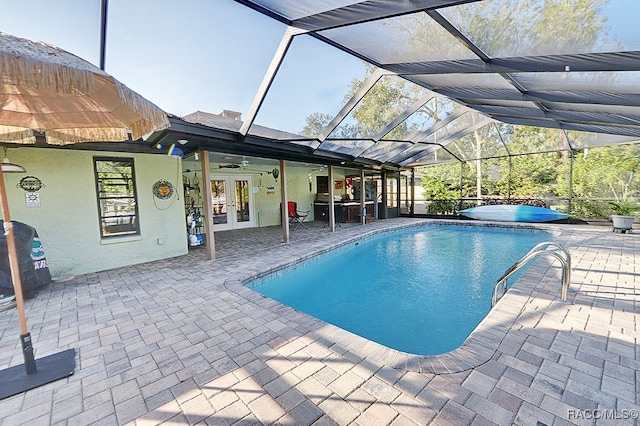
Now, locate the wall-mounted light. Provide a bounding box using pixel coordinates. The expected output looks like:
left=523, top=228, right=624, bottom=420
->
left=1, top=148, right=25, bottom=173
left=269, top=168, right=279, bottom=181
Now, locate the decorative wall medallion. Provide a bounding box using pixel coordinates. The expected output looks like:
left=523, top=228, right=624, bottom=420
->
left=17, top=176, right=45, bottom=192
left=153, top=180, right=175, bottom=199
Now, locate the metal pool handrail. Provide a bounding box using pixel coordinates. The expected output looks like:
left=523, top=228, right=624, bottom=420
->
left=491, top=242, right=571, bottom=307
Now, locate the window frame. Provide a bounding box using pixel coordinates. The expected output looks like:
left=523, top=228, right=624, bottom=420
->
left=93, top=157, right=140, bottom=238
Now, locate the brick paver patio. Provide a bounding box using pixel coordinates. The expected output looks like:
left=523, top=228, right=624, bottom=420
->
left=0, top=218, right=638, bottom=425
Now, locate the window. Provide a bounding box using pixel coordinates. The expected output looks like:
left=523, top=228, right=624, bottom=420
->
left=316, top=176, right=329, bottom=193
left=94, top=157, right=140, bottom=237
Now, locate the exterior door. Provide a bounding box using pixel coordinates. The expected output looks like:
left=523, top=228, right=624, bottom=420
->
left=210, top=175, right=255, bottom=230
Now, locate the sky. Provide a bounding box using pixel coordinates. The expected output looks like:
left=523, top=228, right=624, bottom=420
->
left=0, top=0, right=367, bottom=134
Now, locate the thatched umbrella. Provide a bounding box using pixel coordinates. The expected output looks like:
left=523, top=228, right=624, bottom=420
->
left=0, top=31, right=169, bottom=395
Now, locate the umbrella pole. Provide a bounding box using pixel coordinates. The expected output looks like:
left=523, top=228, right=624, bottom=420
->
left=0, top=169, right=36, bottom=375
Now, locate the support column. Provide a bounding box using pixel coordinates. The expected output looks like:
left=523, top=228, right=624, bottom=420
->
left=280, top=160, right=289, bottom=243
left=360, top=169, right=366, bottom=225
left=200, top=151, right=215, bottom=260
left=410, top=168, right=415, bottom=216
left=568, top=150, right=574, bottom=215
left=380, top=172, right=387, bottom=219
left=328, top=165, right=335, bottom=232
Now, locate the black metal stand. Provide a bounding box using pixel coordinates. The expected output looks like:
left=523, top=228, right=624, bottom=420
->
left=0, top=348, right=75, bottom=400
left=613, top=227, right=632, bottom=233
left=20, top=332, right=37, bottom=374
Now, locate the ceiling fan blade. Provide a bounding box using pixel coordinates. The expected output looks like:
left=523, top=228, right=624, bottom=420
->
left=219, top=164, right=241, bottom=169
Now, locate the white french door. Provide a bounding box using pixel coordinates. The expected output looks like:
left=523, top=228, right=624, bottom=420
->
left=210, top=175, right=255, bottom=231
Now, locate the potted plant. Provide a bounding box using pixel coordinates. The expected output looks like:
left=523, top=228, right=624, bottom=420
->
left=609, top=200, right=640, bottom=231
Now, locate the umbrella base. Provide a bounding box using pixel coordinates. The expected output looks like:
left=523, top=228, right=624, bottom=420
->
left=0, top=349, right=75, bottom=400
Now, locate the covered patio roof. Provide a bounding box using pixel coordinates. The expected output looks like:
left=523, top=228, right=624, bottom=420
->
left=227, top=0, right=640, bottom=169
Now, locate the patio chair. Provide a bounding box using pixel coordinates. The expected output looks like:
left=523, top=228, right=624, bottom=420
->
left=287, top=201, right=309, bottom=230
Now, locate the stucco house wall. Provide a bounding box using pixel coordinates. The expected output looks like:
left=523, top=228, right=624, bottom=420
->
left=282, top=164, right=348, bottom=222
left=3, top=148, right=361, bottom=280
left=202, top=161, right=348, bottom=227
left=6, top=147, right=188, bottom=279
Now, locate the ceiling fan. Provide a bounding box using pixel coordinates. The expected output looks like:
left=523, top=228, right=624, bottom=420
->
left=219, top=156, right=250, bottom=169
left=217, top=157, right=277, bottom=179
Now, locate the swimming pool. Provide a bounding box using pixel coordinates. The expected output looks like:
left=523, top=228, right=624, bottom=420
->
left=248, top=224, right=556, bottom=355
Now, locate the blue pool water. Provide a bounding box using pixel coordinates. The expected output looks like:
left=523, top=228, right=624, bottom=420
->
left=249, top=224, right=555, bottom=355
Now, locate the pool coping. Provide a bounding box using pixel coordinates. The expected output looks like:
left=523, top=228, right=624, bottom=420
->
left=223, top=219, right=568, bottom=374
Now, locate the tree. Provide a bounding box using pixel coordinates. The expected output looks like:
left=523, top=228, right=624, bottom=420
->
left=402, top=0, right=610, bottom=199
left=301, top=112, right=332, bottom=138
left=556, top=144, right=640, bottom=217
left=300, top=0, right=615, bottom=216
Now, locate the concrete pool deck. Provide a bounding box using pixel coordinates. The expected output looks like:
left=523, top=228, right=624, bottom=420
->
left=0, top=218, right=638, bottom=425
